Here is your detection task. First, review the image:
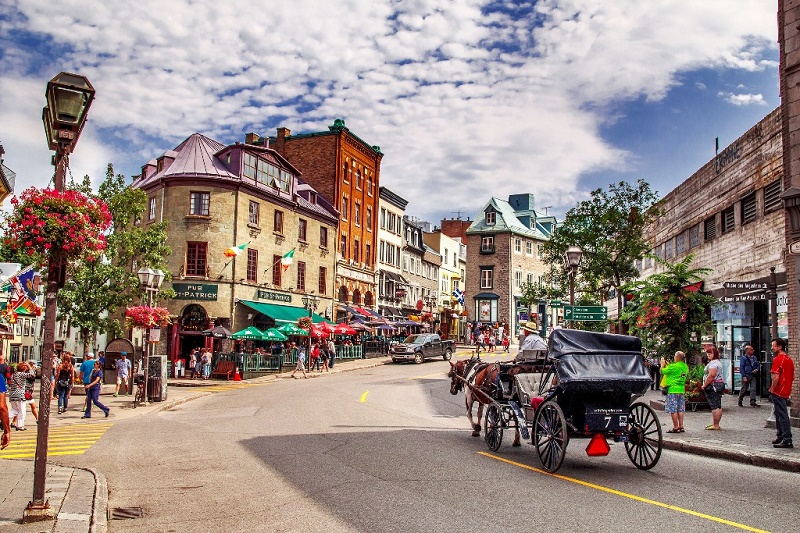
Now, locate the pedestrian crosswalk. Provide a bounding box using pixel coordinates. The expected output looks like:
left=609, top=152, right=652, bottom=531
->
left=0, top=422, right=113, bottom=460
left=204, top=382, right=267, bottom=393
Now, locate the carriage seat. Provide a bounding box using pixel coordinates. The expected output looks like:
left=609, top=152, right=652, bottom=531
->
left=513, top=373, right=540, bottom=405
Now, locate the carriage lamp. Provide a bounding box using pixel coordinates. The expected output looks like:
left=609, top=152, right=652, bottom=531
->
left=781, top=187, right=800, bottom=234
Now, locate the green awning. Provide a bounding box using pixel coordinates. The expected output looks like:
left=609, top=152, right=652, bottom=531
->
left=239, top=300, right=329, bottom=324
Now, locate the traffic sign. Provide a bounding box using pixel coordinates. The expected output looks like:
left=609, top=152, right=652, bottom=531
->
left=550, top=300, right=563, bottom=308
left=722, top=281, right=767, bottom=290
left=563, top=305, right=607, bottom=321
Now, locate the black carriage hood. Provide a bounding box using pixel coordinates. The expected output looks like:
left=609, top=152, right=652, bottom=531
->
left=547, top=329, right=650, bottom=395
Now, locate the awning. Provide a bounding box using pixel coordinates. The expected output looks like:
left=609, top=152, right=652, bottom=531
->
left=239, top=300, right=329, bottom=324
left=473, top=292, right=500, bottom=300
left=381, top=270, right=408, bottom=285
left=363, top=308, right=383, bottom=319
left=380, top=305, right=402, bottom=316
left=338, top=304, right=361, bottom=316
left=352, top=306, right=373, bottom=317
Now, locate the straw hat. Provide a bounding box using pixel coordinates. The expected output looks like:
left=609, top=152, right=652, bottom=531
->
left=520, top=321, right=538, bottom=332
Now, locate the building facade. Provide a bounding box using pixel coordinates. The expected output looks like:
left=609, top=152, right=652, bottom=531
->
left=267, top=120, right=383, bottom=316
left=401, top=216, right=440, bottom=323
left=133, top=133, right=338, bottom=364
left=464, top=194, right=554, bottom=336
left=423, top=229, right=466, bottom=339
left=377, top=187, right=409, bottom=319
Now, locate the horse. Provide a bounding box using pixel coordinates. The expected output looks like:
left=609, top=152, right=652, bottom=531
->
left=449, top=357, right=522, bottom=446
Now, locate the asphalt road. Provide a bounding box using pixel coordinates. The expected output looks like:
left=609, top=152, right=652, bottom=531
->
left=57, top=360, right=800, bottom=532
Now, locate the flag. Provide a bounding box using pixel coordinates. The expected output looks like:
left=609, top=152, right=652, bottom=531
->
left=452, top=288, right=465, bottom=306
left=15, top=298, right=41, bottom=316
left=224, top=243, right=249, bottom=258
left=280, top=248, right=295, bottom=271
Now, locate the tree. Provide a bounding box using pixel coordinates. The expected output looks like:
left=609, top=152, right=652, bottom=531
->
left=57, top=164, right=173, bottom=352
left=620, top=254, right=717, bottom=361
left=541, top=179, right=660, bottom=329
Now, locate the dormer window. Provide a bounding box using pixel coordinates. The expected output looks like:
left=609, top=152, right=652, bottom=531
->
left=485, top=211, right=496, bottom=225
left=309, top=191, right=317, bottom=205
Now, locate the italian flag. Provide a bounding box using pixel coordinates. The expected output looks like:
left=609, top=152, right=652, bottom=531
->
left=224, top=243, right=248, bottom=258
left=280, top=248, right=295, bottom=271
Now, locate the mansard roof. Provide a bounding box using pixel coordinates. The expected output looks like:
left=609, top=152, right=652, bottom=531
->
left=466, top=197, right=550, bottom=240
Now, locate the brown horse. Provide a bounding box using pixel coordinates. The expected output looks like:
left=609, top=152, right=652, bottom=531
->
left=449, top=358, right=522, bottom=446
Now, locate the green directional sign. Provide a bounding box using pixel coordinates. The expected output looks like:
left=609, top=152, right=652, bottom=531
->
left=563, top=305, right=608, bottom=321
left=550, top=300, right=563, bottom=308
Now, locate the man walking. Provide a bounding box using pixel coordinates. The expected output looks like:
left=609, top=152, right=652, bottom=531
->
left=114, top=352, right=131, bottom=396
left=661, top=352, right=689, bottom=433
left=738, top=344, right=760, bottom=407
left=769, top=338, right=794, bottom=449
left=0, top=355, right=10, bottom=449
left=79, top=353, right=96, bottom=411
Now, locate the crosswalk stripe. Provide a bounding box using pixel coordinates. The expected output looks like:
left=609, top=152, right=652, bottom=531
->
left=0, top=423, right=113, bottom=459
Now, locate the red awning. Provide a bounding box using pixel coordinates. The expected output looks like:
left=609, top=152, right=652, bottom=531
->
left=352, top=306, right=373, bottom=317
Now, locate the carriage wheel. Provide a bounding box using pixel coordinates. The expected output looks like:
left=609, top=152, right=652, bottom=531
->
left=625, top=402, right=663, bottom=470
left=484, top=404, right=503, bottom=451
left=533, top=401, right=568, bottom=472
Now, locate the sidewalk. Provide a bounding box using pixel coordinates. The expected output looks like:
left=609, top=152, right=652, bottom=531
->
left=3, top=351, right=798, bottom=531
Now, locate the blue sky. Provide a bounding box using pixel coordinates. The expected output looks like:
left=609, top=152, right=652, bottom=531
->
left=0, top=0, right=779, bottom=224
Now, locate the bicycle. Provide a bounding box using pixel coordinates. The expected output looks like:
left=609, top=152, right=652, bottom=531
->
left=132, top=376, right=146, bottom=408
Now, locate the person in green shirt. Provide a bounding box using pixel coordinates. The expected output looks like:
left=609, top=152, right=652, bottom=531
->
left=661, top=351, right=690, bottom=433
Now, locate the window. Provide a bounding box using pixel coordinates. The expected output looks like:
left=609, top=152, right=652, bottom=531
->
left=354, top=202, right=361, bottom=226
left=246, top=249, right=258, bottom=282
left=704, top=216, right=716, bottom=241
left=318, top=266, right=327, bottom=295
left=515, top=270, right=522, bottom=288
left=485, top=211, right=495, bottom=225
left=380, top=208, right=386, bottom=228
left=297, top=261, right=306, bottom=291
left=148, top=197, right=156, bottom=221
left=244, top=153, right=292, bottom=192
left=443, top=248, right=448, bottom=265
left=366, top=206, right=373, bottom=229
left=243, top=152, right=257, bottom=179
left=480, top=236, right=494, bottom=253
left=515, top=238, right=522, bottom=253
left=537, top=244, right=544, bottom=260
left=340, top=234, right=347, bottom=258
left=189, top=192, right=210, bottom=216
left=320, top=227, right=328, bottom=248
left=272, top=255, right=282, bottom=286
left=365, top=243, right=371, bottom=265
left=721, top=206, right=735, bottom=234
left=741, top=192, right=757, bottom=225
left=274, top=210, right=284, bottom=234
left=480, top=268, right=493, bottom=289
left=676, top=233, right=686, bottom=255
left=367, top=173, right=374, bottom=196
left=665, top=239, right=674, bottom=259
left=526, top=241, right=533, bottom=255
left=379, top=240, right=385, bottom=262
left=248, top=201, right=259, bottom=225
left=354, top=239, right=360, bottom=263
left=23, top=319, right=30, bottom=336
left=764, top=180, right=783, bottom=213
left=186, top=242, right=208, bottom=276
left=341, top=197, right=348, bottom=220
left=356, top=169, right=363, bottom=189
left=689, top=225, right=700, bottom=249
left=299, top=219, right=307, bottom=242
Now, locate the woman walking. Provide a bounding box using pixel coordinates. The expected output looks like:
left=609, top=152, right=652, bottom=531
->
left=55, top=353, right=75, bottom=414
left=9, top=362, right=35, bottom=430
left=701, top=346, right=725, bottom=430
left=82, top=360, right=109, bottom=419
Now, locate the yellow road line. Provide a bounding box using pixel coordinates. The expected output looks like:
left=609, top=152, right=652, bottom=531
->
left=479, top=452, right=770, bottom=533
left=360, top=391, right=369, bottom=403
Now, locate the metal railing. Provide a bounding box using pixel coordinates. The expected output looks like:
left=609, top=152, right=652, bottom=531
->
left=215, top=352, right=283, bottom=373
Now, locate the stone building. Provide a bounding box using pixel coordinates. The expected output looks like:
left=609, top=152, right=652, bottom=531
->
left=377, top=187, right=409, bottom=319
left=265, top=120, right=383, bottom=316
left=464, top=194, right=555, bottom=335
left=133, top=133, right=338, bottom=363
left=635, top=107, right=786, bottom=394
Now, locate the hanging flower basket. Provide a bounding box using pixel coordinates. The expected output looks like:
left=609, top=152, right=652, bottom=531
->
left=297, top=316, right=313, bottom=329
left=2, top=187, right=111, bottom=265
left=125, top=306, right=171, bottom=329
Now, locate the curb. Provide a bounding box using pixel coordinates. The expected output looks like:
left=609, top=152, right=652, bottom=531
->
left=83, top=467, right=107, bottom=533
left=660, top=439, right=800, bottom=473
left=152, top=391, right=213, bottom=412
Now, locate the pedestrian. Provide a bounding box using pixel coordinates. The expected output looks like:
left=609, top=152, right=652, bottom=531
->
left=114, top=352, right=131, bottom=396
left=769, top=338, right=794, bottom=448
left=82, top=360, right=109, bottom=419
left=0, top=361, right=9, bottom=448
left=78, top=352, right=96, bottom=412
left=502, top=335, right=509, bottom=353
left=98, top=351, right=105, bottom=368
left=19, top=360, right=39, bottom=424
left=188, top=350, right=197, bottom=379
left=327, top=337, right=336, bottom=369
left=648, top=355, right=661, bottom=391
left=174, top=357, right=185, bottom=378
left=701, top=346, right=725, bottom=430
left=319, top=342, right=329, bottom=372
left=0, top=353, right=11, bottom=391
left=661, top=351, right=689, bottom=433
left=310, top=342, right=321, bottom=372
left=201, top=349, right=211, bottom=380
left=8, top=362, right=35, bottom=430
left=291, top=344, right=308, bottom=378
left=194, top=349, right=203, bottom=379
left=55, top=353, right=75, bottom=414
left=738, top=344, right=760, bottom=407
left=488, top=333, right=496, bottom=353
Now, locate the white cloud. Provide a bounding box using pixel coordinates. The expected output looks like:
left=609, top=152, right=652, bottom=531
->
left=718, top=92, right=767, bottom=106
left=0, top=0, right=779, bottom=221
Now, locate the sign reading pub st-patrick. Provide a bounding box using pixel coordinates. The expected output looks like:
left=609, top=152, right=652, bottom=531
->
left=173, top=283, right=218, bottom=301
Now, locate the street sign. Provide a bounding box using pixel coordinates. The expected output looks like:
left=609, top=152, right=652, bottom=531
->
left=722, top=281, right=767, bottom=290
left=720, top=293, right=767, bottom=303
left=563, top=305, right=608, bottom=321
left=550, top=300, right=563, bottom=308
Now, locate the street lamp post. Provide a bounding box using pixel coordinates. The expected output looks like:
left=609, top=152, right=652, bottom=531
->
left=564, top=246, right=583, bottom=326
left=137, top=267, right=165, bottom=405
left=25, top=72, right=94, bottom=522
left=301, top=293, right=321, bottom=354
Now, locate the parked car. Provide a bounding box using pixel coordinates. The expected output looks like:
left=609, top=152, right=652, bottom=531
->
left=390, top=333, right=454, bottom=364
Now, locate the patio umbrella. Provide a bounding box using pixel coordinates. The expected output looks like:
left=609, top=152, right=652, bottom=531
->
left=395, top=320, right=419, bottom=327
left=376, top=324, right=396, bottom=331
left=277, top=323, right=309, bottom=337
left=231, top=326, right=267, bottom=340
left=349, top=321, right=373, bottom=333
left=202, top=325, right=233, bottom=338
left=309, top=324, right=330, bottom=339
left=317, top=321, right=337, bottom=334
left=332, top=323, right=357, bottom=335
left=263, top=328, right=288, bottom=342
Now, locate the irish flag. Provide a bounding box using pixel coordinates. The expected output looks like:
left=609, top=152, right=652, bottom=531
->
left=280, top=248, right=295, bottom=271
left=224, top=243, right=248, bottom=258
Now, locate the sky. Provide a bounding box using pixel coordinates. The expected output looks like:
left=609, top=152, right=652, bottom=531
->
left=0, top=0, right=780, bottom=225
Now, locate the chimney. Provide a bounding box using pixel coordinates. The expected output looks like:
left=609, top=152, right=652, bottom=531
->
left=244, top=132, right=260, bottom=145
left=275, top=127, right=291, bottom=155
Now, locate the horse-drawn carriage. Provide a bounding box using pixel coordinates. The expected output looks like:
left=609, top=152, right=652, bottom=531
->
left=449, top=329, right=663, bottom=473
